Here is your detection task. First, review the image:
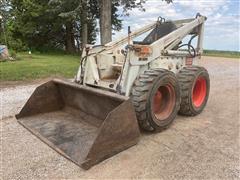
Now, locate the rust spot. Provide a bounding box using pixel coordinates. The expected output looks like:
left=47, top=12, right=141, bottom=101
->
left=186, top=57, right=193, bottom=66
left=133, top=45, right=152, bottom=58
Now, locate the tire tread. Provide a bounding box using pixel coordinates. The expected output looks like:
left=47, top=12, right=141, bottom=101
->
left=132, top=68, right=178, bottom=131
left=177, top=66, right=209, bottom=116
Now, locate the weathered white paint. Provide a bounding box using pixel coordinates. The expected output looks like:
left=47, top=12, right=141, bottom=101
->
left=75, top=15, right=207, bottom=97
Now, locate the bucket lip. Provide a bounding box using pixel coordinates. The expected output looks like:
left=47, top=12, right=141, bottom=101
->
left=52, top=79, right=129, bottom=102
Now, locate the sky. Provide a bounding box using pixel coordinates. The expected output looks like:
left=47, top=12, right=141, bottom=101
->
left=110, top=0, right=240, bottom=51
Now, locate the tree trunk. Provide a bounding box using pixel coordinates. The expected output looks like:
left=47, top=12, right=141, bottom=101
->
left=81, top=0, right=88, bottom=48
left=66, top=22, right=75, bottom=53
left=100, top=0, right=112, bottom=45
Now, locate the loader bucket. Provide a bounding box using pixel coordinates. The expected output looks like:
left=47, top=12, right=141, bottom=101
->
left=16, top=79, right=140, bottom=169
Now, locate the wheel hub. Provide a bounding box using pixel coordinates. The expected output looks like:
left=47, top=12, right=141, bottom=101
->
left=192, top=77, right=207, bottom=107
left=153, top=84, right=176, bottom=121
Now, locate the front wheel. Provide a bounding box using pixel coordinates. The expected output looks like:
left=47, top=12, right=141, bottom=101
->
left=177, top=66, right=210, bottom=116
left=131, top=69, right=181, bottom=132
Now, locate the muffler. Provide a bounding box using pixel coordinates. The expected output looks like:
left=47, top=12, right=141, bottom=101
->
left=16, top=79, right=140, bottom=169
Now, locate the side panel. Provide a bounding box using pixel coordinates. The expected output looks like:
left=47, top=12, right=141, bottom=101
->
left=82, top=99, right=140, bottom=169
left=150, top=56, right=199, bottom=73
left=84, top=56, right=100, bottom=85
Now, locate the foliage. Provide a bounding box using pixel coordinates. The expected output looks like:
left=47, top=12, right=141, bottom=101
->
left=1, top=0, right=172, bottom=53
left=8, top=0, right=67, bottom=51
left=0, top=0, right=10, bottom=44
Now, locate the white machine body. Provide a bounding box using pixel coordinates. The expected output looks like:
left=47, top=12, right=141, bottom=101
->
left=76, top=15, right=206, bottom=97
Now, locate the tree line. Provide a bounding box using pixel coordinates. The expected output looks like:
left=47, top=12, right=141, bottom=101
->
left=0, top=0, right=171, bottom=53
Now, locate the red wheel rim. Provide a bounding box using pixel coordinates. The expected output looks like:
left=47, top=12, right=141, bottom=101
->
left=192, top=77, right=207, bottom=107
left=153, top=84, right=176, bottom=121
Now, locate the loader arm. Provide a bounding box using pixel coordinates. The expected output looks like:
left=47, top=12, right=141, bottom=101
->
left=77, top=14, right=207, bottom=96
left=128, top=15, right=207, bottom=66
left=93, top=18, right=199, bottom=52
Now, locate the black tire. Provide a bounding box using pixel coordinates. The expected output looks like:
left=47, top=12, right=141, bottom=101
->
left=131, top=69, right=181, bottom=132
left=177, top=66, right=210, bottom=116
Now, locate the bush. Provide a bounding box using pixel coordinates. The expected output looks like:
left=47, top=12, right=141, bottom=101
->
left=9, top=38, right=28, bottom=52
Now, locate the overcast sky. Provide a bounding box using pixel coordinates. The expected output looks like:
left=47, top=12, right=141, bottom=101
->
left=110, top=0, right=239, bottom=51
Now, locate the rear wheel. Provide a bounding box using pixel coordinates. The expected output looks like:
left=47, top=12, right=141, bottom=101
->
left=131, top=69, right=180, bottom=132
left=177, top=66, right=210, bottom=116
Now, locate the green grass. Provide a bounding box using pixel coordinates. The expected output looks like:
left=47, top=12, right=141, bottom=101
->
left=203, top=50, right=240, bottom=59
left=0, top=53, right=80, bottom=81
left=1, top=50, right=239, bottom=82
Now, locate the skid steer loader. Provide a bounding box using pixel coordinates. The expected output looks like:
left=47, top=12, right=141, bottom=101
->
left=16, top=14, right=210, bottom=169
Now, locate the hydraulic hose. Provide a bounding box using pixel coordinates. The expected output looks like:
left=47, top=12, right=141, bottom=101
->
left=178, top=35, right=197, bottom=58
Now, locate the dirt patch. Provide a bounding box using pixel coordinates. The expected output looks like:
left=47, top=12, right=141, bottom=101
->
left=1, top=56, right=240, bottom=179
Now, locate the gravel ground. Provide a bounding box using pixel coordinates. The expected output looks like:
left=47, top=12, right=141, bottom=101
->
left=1, top=56, right=240, bottom=179
left=1, top=85, right=36, bottom=119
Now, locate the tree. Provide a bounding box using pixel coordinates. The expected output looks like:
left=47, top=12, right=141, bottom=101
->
left=9, top=0, right=65, bottom=50
left=48, top=0, right=82, bottom=53
left=49, top=0, right=124, bottom=46
left=81, top=0, right=88, bottom=47
left=0, top=0, right=11, bottom=45
left=100, top=0, right=112, bottom=44
left=5, top=0, right=173, bottom=52
left=99, top=0, right=173, bottom=44
left=49, top=0, right=98, bottom=50
left=99, top=0, right=148, bottom=44
left=8, top=0, right=96, bottom=52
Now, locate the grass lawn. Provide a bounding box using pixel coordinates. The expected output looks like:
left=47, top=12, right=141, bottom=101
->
left=0, top=53, right=80, bottom=81
left=203, top=50, right=240, bottom=59
left=1, top=50, right=239, bottom=82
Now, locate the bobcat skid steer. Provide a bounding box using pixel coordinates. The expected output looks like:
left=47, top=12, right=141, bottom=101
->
left=16, top=14, right=210, bottom=169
